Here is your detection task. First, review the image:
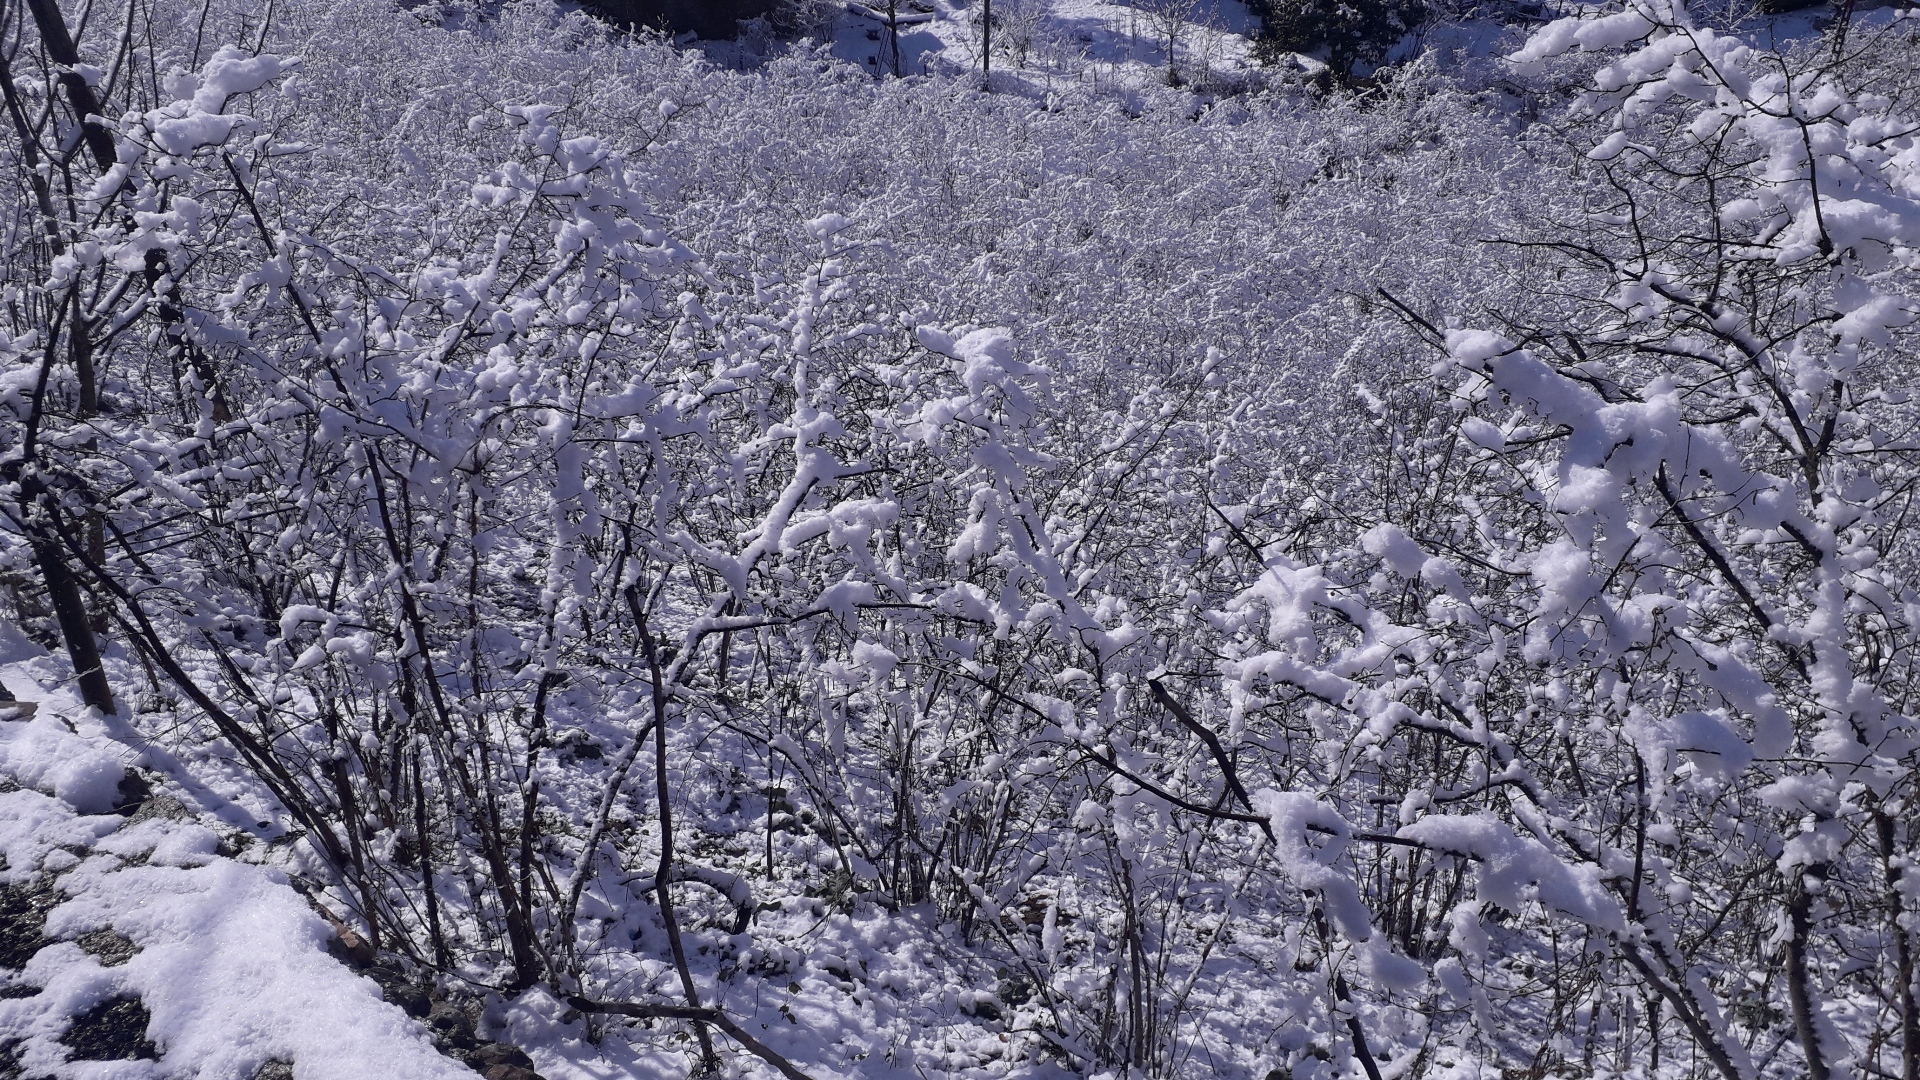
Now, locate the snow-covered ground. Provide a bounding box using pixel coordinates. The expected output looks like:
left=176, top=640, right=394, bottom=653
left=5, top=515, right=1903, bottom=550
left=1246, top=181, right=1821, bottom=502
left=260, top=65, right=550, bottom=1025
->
left=0, top=637, right=1060, bottom=1080
left=693, top=0, right=1881, bottom=91
left=699, top=0, right=1263, bottom=89
left=0, top=638, right=513, bottom=1080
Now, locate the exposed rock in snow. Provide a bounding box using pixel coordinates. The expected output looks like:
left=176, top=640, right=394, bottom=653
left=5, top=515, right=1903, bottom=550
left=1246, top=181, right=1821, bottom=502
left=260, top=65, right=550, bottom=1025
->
left=0, top=675, right=482, bottom=1080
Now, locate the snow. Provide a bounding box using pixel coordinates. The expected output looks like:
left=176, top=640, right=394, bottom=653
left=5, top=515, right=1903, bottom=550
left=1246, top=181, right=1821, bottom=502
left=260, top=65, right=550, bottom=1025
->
left=1396, top=814, right=1624, bottom=934
left=0, top=712, right=128, bottom=816
left=1658, top=711, right=1756, bottom=780
left=1252, top=790, right=1372, bottom=941
left=1508, top=1, right=1658, bottom=68
left=9, top=0, right=1920, bottom=1076
left=190, top=47, right=299, bottom=111
left=138, top=47, right=302, bottom=156
left=0, top=678, right=470, bottom=1080
left=745, top=0, right=1263, bottom=89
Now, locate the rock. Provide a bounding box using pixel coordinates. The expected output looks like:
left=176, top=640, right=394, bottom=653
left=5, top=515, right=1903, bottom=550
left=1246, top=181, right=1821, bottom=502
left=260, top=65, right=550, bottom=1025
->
left=365, top=961, right=431, bottom=1018
left=75, top=928, right=137, bottom=967
left=111, top=772, right=152, bottom=815
left=121, top=795, right=191, bottom=827
left=483, top=1065, right=541, bottom=1080
left=61, top=996, right=158, bottom=1061
left=252, top=1061, right=296, bottom=1080
left=0, top=883, right=55, bottom=968
left=323, top=926, right=376, bottom=969
left=214, top=831, right=254, bottom=858
left=465, top=1042, right=535, bottom=1070
left=426, top=999, right=478, bottom=1051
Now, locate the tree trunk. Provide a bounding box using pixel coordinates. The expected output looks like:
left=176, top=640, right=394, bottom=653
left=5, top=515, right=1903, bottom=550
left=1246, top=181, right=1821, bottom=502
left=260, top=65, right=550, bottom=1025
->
left=1786, top=871, right=1832, bottom=1080
left=28, top=527, right=116, bottom=715
left=1877, top=811, right=1919, bottom=1080
left=628, top=585, right=718, bottom=1069
left=22, top=0, right=117, bottom=170
left=981, top=0, right=991, bottom=89
left=887, top=0, right=901, bottom=75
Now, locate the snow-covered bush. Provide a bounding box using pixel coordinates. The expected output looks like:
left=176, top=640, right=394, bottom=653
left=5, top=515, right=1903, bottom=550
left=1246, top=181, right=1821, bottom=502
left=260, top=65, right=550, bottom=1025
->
left=1215, top=5, right=1920, bottom=1079
left=4, top=0, right=1919, bottom=1076
left=1251, top=0, right=1428, bottom=81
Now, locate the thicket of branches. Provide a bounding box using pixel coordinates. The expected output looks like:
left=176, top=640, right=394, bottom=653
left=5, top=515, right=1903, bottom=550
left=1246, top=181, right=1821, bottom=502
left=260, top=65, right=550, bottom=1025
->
left=3, top=0, right=1920, bottom=1077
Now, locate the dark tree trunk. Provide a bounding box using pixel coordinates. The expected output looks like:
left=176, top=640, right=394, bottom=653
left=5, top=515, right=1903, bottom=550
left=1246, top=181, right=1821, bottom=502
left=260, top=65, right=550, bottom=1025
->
left=887, top=0, right=901, bottom=76
left=1786, top=870, right=1832, bottom=1080
left=27, top=526, right=116, bottom=715
left=22, top=0, right=116, bottom=170
left=981, top=0, right=991, bottom=88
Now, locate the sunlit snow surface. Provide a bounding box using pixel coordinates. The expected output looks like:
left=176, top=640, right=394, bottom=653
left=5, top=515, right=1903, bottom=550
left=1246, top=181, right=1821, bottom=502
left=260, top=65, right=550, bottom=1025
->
left=0, top=649, right=471, bottom=1080
left=0, top=640, right=1086, bottom=1079
left=695, top=0, right=1261, bottom=88
left=690, top=0, right=1878, bottom=92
